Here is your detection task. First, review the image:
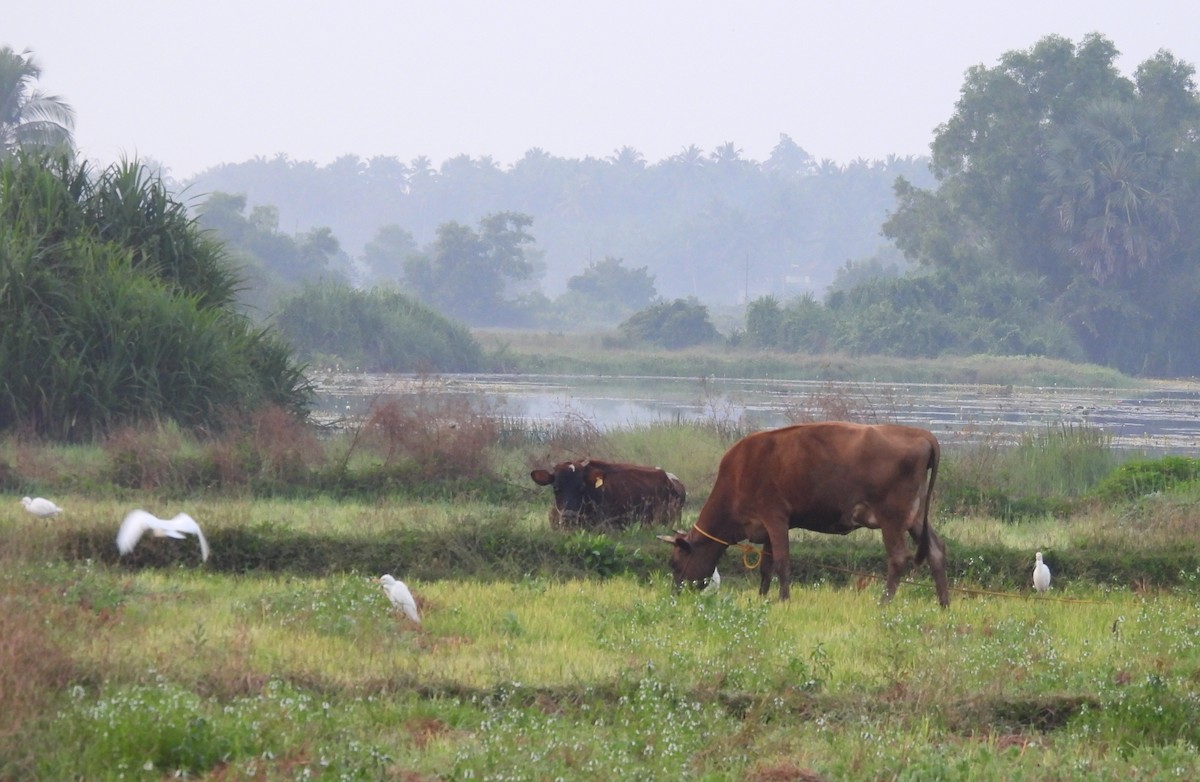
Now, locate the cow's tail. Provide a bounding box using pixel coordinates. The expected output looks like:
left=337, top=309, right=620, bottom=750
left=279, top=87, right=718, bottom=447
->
left=914, top=435, right=940, bottom=566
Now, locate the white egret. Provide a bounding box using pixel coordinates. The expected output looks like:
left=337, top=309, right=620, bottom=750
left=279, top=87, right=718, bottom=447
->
left=702, top=567, right=721, bottom=594
left=1033, top=551, right=1051, bottom=593
left=20, top=496, right=63, bottom=517
left=116, top=510, right=209, bottom=562
left=378, top=574, right=421, bottom=623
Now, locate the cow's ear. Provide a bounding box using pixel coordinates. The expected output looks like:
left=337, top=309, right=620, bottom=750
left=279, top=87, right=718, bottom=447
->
left=585, top=467, right=605, bottom=489
left=530, top=469, right=554, bottom=486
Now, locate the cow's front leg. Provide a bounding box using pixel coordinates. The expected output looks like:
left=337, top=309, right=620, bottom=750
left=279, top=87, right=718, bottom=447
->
left=758, top=545, right=773, bottom=596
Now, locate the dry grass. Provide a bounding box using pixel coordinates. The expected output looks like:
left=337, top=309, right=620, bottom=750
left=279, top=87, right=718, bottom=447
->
left=0, top=531, right=81, bottom=758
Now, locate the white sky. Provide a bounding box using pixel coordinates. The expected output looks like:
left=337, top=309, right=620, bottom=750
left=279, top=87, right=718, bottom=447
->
left=10, top=1, right=1200, bottom=180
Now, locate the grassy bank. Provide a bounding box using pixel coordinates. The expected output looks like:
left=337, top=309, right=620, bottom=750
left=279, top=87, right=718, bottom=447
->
left=476, top=330, right=1141, bottom=387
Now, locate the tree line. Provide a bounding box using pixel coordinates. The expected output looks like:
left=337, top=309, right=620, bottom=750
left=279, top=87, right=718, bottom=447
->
left=190, top=34, right=1200, bottom=376
left=665, top=35, right=1200, bottom=376
left=187, top=139, right=930, bottom=307
left=868, top=33, right=1200, bottom=376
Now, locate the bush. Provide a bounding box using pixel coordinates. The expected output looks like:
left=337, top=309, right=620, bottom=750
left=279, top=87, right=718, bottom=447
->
left=0, top=154, right=312, bottom=440
left=619, top=298, right=720, bottom=349
left=1092, top=456, right=1200, bottom=502
left=273, top=282, right=485, bottom=372
left=336, top=379, right=500, bottom=481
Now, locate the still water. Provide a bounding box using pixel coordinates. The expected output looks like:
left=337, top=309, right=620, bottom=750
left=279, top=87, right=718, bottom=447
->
left=312, top=372, right=1200, bottom=455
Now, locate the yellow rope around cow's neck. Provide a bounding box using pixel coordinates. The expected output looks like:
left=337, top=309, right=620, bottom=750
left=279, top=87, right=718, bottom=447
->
left=691, top=524, right=764, bottom=570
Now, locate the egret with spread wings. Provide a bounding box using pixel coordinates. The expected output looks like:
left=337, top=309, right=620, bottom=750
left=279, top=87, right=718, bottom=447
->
left=117, top=510, right=210, bottom=562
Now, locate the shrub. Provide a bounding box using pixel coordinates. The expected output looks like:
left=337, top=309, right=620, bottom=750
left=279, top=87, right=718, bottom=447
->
left=0, top=154, right=312, bottom=440
left=102, top=423, right=207, bottom=492
left=343, top=378, right=500, bottom=481
left=781, top=380, right=899, bottom=424
left=273, top=282, right=485, bottom=372
left=1092, top=455, right=1200, bottom=502
left=619, top=298, right=720, bottom=349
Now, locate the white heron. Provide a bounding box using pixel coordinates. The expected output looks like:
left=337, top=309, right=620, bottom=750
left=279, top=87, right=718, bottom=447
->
left=116, top=510, right=209, bottom=562
left=1033, top=551, right=1051, bottom=593
left=20, top=496, right=63, bottom=517
left=702, top=567, right=721, bottom=594
left=378, top=574, right=421, bottom=623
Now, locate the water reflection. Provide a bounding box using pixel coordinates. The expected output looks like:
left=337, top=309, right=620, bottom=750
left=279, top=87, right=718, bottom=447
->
left=312, top=373, right=1200, bottom=454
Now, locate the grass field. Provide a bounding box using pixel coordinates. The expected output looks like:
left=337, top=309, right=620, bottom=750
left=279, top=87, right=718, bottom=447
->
left=5, top=490, right=1200, bottom=781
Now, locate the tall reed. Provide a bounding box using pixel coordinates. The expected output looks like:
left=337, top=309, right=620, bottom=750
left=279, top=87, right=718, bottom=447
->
left=0, top=154, right=311, bottom=440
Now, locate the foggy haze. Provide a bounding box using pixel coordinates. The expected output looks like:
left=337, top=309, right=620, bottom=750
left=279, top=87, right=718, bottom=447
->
left=10, top=1, right=1200, bottom=179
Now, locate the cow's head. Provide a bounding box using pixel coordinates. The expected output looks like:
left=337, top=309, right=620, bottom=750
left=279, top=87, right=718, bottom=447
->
left=530, top=459, right=605, bottom=526
left=657, top=530, right=718, bottom=590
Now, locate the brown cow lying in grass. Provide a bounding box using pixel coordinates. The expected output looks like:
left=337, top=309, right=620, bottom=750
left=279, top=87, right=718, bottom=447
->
left=531, top=458, right=686, bottom=531
left=660, top=422, right=950, bottom=606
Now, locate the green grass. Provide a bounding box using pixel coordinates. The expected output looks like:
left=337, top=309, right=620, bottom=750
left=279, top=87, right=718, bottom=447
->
left=475, top=329, right=1140, bottom=387
left=6, top=413, right=1200, bottom=779
left=6, top=491, right=1200, bottom=780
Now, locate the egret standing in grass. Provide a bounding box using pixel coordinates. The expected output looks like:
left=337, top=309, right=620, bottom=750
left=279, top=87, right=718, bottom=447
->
left=378, top=574, right=421, bottom=623
left=702, top=567, right=721, bottom=594
left=116, top=510, right=210, bottom=562
left=20, top=496, right=63, bottom=517
left=1033, top=551, right=1051, bottom=593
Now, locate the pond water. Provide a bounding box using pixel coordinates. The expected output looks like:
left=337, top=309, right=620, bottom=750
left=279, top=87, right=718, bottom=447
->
left=312, top=372, right=1200, bottom=455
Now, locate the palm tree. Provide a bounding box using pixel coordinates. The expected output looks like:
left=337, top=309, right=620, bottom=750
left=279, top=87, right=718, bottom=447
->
left=1042, top=99, right=1180, bottom=282
left=0, top=47, right=74, bottom=158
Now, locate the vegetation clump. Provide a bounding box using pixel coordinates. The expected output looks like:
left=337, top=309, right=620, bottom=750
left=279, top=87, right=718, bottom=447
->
left=1091, top=455, right=1200, bottom=502
left=273, top=281, right=485, bottom=372
left=0, top=154, right=311, bottom=441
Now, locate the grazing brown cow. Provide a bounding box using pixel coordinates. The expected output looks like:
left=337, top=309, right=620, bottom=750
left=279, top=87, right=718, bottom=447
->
left=660, top=422, right=950, bottom=606
left=531, top=458, right=686, bottom=530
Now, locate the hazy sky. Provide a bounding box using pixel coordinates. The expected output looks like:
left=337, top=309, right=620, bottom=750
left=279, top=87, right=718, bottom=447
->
left=10, top=1, right=1200, bottom=179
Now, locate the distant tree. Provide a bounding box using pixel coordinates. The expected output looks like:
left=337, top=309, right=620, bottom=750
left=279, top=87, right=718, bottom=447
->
left=403, top=212, right=537, bottom=326
left=745, top=296, right=783, bottom=347
left=362, top=224, right=418, bottom=284
left=828, top=248, right=908, bottom=295
left=884, top=32, right=1200, bottom=374
left=670, top=145, right=706, bottom=168
left=619, top=298, right=719, bottom=349
left=924, top=33, right=1135, bottom=284
left=1042, top=98, right=1181, bottom=282
left=0, top=47, right=74, bottom=158
left=710, top=142, right=745, bottom=166
left=764, top=134, right=816, bottom=178
left=609, top=146, right=646, bottom=171
left=195, top=191, right=350, bottom=315
left=745, top=294, right=837, bottom=352
left=561, top=256, right=657, bottom=323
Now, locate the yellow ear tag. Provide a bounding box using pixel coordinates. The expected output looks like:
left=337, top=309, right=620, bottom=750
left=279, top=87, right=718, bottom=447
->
left=593, top=476, right=604, bottom=488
